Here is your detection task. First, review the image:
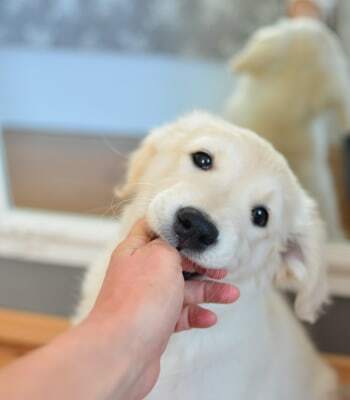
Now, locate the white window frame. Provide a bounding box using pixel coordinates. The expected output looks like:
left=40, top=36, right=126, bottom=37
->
left=0, top=47, right=349, bottom=296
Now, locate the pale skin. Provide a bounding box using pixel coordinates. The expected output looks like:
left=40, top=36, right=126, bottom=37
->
left=288, top=0, right=322, bottom=19
left=0, top=220, right=239, bottom=400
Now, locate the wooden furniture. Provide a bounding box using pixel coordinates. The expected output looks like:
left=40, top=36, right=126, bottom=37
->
left=0, top=308, right=69, bottom=368
left=327, top=353, right=350, bottom=385
left=0, top=308, right=349, bottom=387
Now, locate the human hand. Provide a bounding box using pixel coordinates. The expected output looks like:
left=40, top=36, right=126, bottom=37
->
left=0, top=220, right=238, bottom=400
left=288, top=0, right=322, bottom=19
left=88, top=219, right=239, bottom=399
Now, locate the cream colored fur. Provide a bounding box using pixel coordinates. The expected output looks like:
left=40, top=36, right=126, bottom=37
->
left=74, top=111, right=337, bottom=399
left=225, top=17, right=350, bottom=240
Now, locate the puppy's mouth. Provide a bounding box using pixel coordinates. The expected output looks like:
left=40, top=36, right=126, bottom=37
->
left=181, top=255, right=204, bottom=280
left=150, top=225, right=226, bottom=280
left=180, top=254, right=227, bottom=281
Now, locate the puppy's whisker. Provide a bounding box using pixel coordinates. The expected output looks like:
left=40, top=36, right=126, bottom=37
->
left=100, top=134, right=131, bottom=160
left=112, top=194, right=153, bottom=216
left=130, top=179, right=174, bottom=189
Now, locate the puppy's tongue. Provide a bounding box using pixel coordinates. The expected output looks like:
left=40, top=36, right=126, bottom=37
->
left=181, top=257, right=227, bottom=280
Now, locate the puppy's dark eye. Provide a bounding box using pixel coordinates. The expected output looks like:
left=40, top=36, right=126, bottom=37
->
left=251, top=206, right=269, bottom=228
left=191, top=152, right=213, bottom=170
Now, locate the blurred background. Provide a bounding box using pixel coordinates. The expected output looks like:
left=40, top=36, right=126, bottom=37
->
left=0, top=0, right=288, bottom=216
left=0, top=0, right=349, bottom=364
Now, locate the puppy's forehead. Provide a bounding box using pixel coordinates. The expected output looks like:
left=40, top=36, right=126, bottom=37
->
left=154, top=111, right=257, bottom=146
left=153, top=111, right=289, bottom=174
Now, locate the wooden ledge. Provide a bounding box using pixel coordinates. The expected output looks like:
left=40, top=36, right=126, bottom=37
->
left=325, top=353, right=350, bottom=385
left=0, top=308, right=70, bottom=351
left=0, top=308, right=349, bottom=386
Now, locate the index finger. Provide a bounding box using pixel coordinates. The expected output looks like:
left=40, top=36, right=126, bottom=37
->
left=184, top=280, right=239, bottom=305
left=117, top=219, right=157, bottom=255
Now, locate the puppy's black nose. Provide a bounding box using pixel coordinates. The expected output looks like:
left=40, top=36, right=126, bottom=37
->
left=174, top=207, right=218, bottom=251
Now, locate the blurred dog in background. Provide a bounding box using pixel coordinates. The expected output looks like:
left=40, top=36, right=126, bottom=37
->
left=225, top=17, right=350, bottom=240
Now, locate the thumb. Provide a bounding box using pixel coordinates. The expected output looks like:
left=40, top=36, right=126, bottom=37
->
left=117, top=219, right=157, bottom=256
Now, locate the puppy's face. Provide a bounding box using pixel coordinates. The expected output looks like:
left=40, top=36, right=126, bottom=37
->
left=118, top=112, right=328, bottom=322
left=147, top=128, right=288, bottom=279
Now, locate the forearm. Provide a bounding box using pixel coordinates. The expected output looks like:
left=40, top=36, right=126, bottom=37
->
left=0, top=317, right=140, bottom=400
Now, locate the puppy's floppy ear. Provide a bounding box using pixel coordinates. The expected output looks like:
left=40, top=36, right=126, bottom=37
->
left=280, top=193, right=329, bottom=323
left=230, top=29, right=285, bottom=74
left=115, top=137, right=156, bottom=204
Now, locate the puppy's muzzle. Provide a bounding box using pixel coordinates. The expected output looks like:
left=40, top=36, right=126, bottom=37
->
left=174, top=207, right=218, bottom=252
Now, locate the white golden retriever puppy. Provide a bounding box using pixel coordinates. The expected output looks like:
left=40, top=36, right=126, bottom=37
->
left=75, top=111, right=337, bottom=399
left=225, top=17, right=350, bottom=240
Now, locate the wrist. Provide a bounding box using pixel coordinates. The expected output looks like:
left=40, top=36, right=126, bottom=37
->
left=77, top=314, right=146, bottom=399
left=0, top=315, right=145, bottom=400
left=88, top=290, right=168, bottom=367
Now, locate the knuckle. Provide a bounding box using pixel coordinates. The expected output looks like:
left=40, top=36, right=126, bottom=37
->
left=110, top=248, right=120, bottom=263
left=205, top=282, right=223, bottom=303
left=150, top=241, right=180, bottom=262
